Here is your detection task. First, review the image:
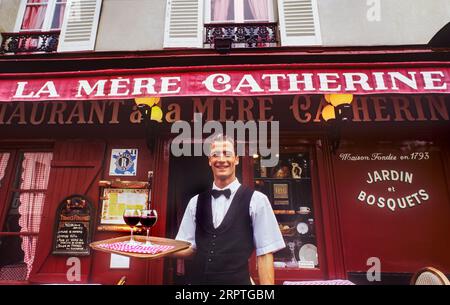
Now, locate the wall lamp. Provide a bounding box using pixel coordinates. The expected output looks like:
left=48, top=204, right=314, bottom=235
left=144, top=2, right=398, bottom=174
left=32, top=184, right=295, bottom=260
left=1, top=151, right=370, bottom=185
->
left=321, top=94, right=354, bottom=154
left=134, top=97, right=163, bottom=152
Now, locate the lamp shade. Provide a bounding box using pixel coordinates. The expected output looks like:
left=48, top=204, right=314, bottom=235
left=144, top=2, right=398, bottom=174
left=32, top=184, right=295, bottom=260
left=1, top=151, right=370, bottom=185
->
left=324, top=94, right=353, bottom=107
left=150, top=105, right=163, bottom=122
left=135, top=97, right=160, bottom=107
left=322, top=104, right=336, bottom=121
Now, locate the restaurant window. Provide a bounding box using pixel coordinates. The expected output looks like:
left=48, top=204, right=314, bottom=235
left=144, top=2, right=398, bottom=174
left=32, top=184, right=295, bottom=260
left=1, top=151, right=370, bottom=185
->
left=15, top=0, right=67, bottom=32
left=164, top=0, right=321, bottom=48
left=207, top=0, right=275, bottom=23
left=0, top=152, right=53, bottom=281
left=253, top=146, right=320, bottom=271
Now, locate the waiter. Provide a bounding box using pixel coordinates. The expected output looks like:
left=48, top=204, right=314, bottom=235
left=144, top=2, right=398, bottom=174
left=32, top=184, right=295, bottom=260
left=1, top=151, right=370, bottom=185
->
left=174, top=134, right=285, bottom=285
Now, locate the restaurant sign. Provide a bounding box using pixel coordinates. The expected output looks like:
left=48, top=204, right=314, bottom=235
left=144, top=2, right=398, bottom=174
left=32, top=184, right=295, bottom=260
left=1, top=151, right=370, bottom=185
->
left=338, top=151, right=432, bottom=212
left=0, top=65, right=450, bottom=101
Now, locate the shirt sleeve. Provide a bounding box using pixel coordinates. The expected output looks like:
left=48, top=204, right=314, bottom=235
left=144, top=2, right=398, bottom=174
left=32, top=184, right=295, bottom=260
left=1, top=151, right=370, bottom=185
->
left=250, top=191, right=286, bottom=256
left=175, top=195, right=198, bottom=249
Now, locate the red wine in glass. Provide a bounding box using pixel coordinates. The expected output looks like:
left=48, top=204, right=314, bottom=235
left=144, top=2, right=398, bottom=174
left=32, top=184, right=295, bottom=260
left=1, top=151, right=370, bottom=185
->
left=123, top=209, right=141, bottom=244
left=140, top=209, right=158, bottom=246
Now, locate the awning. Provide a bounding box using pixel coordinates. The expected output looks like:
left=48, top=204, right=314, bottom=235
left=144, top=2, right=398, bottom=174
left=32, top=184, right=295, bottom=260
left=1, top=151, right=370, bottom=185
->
left=0, top=62, right=449, bottom=102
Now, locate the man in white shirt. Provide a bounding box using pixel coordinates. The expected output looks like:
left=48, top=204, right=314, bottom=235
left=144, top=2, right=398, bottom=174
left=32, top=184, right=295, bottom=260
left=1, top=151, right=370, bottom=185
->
left=173, top=134, right=285, bottom=285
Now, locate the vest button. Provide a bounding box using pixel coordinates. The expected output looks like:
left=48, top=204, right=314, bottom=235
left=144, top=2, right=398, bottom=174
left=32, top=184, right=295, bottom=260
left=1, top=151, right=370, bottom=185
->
left=210, top=250, right=214, bottom=254
left=212, top=234, right=217, bottom=238
left=208, top=258, right=212, bottom=262
left=212, top=242, right=216, bottom=246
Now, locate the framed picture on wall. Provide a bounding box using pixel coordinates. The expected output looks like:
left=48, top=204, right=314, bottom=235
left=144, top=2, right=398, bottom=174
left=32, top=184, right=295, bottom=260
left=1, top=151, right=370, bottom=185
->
left=272, top=181, right=291, bottom=207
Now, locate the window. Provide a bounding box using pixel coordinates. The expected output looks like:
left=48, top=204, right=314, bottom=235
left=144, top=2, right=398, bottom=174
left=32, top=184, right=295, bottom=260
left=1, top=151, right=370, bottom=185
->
left=164, top=0, right=321, bottom=48
left=207, top=0, right=275, bottom=23
left=15, top=0, right=67, bottom=32
left=0, top=152, right=53, bottom=281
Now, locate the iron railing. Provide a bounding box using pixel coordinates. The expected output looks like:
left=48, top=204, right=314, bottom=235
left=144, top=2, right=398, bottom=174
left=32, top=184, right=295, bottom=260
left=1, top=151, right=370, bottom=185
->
left=0, top=31, right=60, bottom=54
left=204, top=22, right=278, bottom=48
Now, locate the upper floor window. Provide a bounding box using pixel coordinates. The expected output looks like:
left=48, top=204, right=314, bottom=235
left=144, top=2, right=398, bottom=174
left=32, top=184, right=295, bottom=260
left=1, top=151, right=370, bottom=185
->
left=208, top=0, right=275, bottom=23
left=164, top=0, right=321, bottom=49
left=16, top=0, right=67, bottom=32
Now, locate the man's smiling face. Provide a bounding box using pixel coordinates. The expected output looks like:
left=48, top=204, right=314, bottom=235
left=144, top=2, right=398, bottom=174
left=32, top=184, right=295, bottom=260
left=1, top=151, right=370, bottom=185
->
left=208, top=140, right=239, bottom=181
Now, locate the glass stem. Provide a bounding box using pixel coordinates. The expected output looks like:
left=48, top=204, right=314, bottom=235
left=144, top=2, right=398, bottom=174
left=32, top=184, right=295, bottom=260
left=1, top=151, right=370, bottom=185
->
left=130, top=227, right=134, bottom=243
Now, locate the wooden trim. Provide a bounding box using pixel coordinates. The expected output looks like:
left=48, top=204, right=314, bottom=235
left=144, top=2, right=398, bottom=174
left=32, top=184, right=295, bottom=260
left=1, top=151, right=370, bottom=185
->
left=0, top=232, right=39, bottom=236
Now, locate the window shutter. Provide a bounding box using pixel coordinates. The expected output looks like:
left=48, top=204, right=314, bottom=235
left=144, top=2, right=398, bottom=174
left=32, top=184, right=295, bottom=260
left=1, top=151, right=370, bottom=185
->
left=164, top=0, right=204, bottom=48
left=278, top=0, right=322, bottom=46
left=57, top=0, right=103, bottom=52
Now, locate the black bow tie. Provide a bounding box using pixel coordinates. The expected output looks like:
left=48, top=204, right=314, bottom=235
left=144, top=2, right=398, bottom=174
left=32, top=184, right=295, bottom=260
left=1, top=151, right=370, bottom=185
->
left=211, top=188, right=231, bottom=199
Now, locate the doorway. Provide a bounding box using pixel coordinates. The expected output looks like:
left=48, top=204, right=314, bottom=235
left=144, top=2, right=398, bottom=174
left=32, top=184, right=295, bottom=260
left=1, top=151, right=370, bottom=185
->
left=163, top=154, right=242, bottom=284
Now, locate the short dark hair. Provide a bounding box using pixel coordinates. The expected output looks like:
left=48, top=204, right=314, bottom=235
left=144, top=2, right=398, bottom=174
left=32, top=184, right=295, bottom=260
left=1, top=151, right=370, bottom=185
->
left=208, top=133, right=236, bottom=156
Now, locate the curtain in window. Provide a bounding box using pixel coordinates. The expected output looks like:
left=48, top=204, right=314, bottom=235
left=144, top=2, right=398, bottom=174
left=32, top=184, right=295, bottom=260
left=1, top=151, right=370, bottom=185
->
left=247, top=0, right=268, bottom=21
left=18, top=152, right=52, bottom=277
left=51, top=1, right=67, bottom=29
left=21, top=0, right=48, bottom=30
left=212, top=0, right=231, bottom=21
left=0, top=153, right=10, bottom=188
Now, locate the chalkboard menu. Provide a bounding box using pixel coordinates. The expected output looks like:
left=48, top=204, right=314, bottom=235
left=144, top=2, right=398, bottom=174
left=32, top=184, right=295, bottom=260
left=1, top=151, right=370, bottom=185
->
left=52, top=195, right=93, bottom=256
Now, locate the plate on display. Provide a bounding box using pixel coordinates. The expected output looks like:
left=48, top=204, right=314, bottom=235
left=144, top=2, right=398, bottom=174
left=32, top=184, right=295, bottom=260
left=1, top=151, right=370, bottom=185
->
left=299, top=244, right=318, bottom=266
left=296, top=222, right=309, bottom=234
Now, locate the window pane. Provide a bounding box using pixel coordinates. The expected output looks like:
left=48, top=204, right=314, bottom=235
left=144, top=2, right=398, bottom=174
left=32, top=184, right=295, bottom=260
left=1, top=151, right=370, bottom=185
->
left=21, top=2, right=48, bottom=30
left=0, top=235, right=38, bottom=281
left=0, top=153, right=10, bottom=189
left=19, top=152, right=53, bottom=190
left=51, top=3, right=66, bottom=29
left=244, top=0, right=269, bottom=21
left=2, top=192, right=46, bottom=233
left=211, top=0, right=234, bottom=22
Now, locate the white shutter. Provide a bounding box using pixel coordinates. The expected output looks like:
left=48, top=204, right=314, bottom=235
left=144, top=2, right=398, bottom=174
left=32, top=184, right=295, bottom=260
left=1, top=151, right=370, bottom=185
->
left=164, top=0, right=204, bottom=48
left=278, top=0, right=322, bottom=46
left=57, top=0, right=103, bottom=52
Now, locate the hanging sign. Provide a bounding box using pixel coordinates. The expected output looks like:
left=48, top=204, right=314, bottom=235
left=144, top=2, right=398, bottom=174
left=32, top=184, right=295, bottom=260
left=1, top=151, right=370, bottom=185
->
left=109, top=149, right=138, bottom=176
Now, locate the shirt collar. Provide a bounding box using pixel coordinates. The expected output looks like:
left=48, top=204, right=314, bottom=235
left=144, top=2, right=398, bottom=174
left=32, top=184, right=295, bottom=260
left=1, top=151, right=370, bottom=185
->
left=212, top=178, right=241, bottom=194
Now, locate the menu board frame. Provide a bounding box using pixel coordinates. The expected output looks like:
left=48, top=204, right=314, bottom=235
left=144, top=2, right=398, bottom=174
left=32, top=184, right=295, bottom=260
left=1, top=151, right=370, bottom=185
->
left=52, top=195, right=94, bottom=256
left=97, top=179, right=150, bottom=232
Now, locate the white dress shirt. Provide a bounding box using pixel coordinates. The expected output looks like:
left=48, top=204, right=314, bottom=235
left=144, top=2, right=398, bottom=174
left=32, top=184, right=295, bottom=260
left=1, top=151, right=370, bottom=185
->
left=176, top=179, right=286, bottom=256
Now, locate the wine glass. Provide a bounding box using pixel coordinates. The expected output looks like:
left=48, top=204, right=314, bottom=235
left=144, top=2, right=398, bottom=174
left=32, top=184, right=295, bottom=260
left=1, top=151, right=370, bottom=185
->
left=140, top=209, right=158, bottom=246
left=123, top=209, right=141, bottom=244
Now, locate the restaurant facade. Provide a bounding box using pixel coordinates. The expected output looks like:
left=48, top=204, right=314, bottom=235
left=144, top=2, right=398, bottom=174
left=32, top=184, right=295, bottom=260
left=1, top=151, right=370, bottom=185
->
left=0, top=0, right=450, bottom=285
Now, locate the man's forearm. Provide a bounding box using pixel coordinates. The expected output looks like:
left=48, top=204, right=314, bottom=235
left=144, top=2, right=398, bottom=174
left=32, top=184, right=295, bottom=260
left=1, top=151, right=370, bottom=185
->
left=168, top=246, right=196, bottom=259
left=257, top=253, right=275, bottom=285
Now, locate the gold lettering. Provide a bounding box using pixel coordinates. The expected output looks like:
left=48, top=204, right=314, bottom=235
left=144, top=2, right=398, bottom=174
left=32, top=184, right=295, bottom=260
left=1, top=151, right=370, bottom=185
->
left=192, top=97, right=215, bottom=121
left=372, top=97, right=391, bottom=121
left=426, top=95, right=449, bottom=121
left=6, top=102, right=27, bottom=125
left=165, top=103, right=181, bottom=123
left=48, top=102, right=67, bottom=124
left=87, top=100, right=106, bottom=124
left=290, top=95, right=312, bottom=123
left=108, top=100, right=124, bottom=124
left=314, top=99, right=329, bottom=122
left=129, top=106, right=143, bottom=123
left=392, top=96, right=415, bottom=122
left=0, top=103, right=10, bottom=124
left=411, top=96, right=427, bottom=121
left=66, top=101, right=86, bottom=124
left=30, top=101, right=49, bottom=125
left=236, top=97, right=254, bottom=121
left=219, top=97, right=234, bottom=121
left=257, top=97, right=274, bottom=121
left=351, top=96, right=371, bottom=122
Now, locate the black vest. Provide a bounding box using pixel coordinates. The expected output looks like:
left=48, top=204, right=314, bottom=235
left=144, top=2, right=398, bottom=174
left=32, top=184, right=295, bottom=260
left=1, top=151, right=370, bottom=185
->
left=191, top=185, right=255, bottom=285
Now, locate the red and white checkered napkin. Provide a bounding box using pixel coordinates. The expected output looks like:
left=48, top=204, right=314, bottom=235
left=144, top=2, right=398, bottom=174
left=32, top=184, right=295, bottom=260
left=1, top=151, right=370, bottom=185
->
left=98, top=242, right=175, bottom=254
